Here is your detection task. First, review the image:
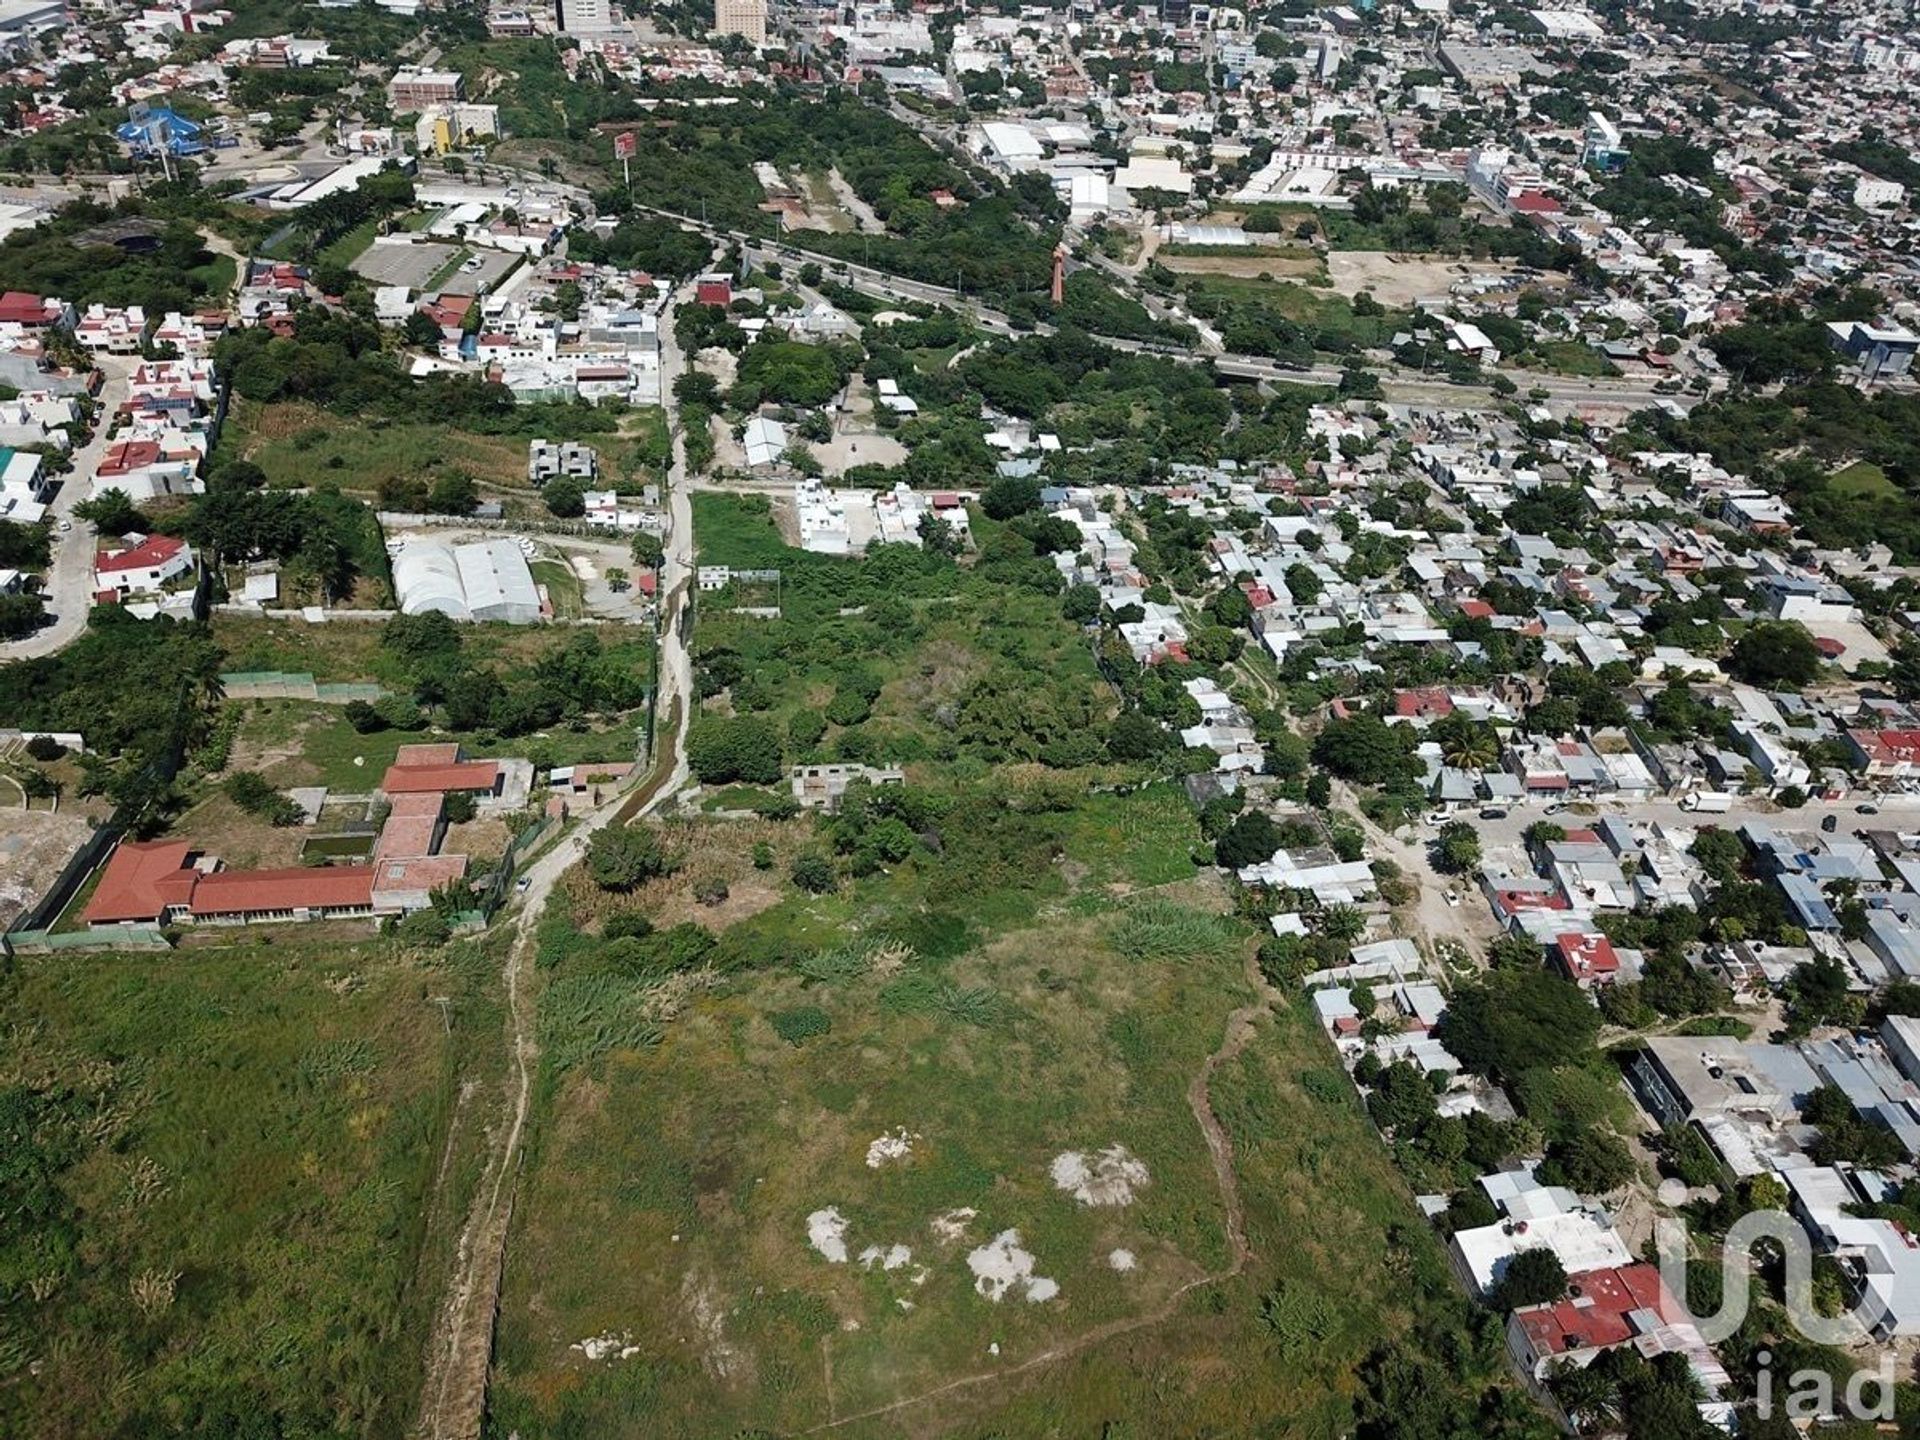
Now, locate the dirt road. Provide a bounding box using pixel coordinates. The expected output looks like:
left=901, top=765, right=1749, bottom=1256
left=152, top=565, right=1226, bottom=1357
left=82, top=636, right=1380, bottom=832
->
left=411, top=270, right=705, bottom=1440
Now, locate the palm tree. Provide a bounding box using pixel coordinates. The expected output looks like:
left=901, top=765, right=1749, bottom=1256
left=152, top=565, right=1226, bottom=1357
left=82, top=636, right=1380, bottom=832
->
left=1440, top=725, right=1499, bottom=771
left=1315, top=903, right=1366, bottom=944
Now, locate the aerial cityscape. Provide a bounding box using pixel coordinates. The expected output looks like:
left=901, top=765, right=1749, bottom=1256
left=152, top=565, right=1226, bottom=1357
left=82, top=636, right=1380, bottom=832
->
left=0, top=0, right=1918, bottom=1435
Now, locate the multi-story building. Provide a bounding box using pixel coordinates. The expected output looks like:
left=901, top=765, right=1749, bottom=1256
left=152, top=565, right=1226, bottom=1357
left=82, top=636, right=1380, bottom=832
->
left=714, top=0, right=766, bottom=43
left=557, top=0, right=613, bottom=33
left=386, top=66, right=463, bottom=113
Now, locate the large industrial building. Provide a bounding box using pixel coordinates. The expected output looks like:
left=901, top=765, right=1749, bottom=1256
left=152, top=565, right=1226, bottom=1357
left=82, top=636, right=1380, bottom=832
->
left=392, top=538, right=543, bottom=623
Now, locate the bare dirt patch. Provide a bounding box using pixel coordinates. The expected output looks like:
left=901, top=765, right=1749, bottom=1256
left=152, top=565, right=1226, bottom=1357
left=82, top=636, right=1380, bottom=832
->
left=0, top=808, right=93, bottom=928
left=1157, top=252, right=1325, bottom=281
left=1324, top=250, right=1556, bottom=307
left=1050, top=1145, right=1151, bottom=1208
left=966, top=1230, right=1058, bottom=1304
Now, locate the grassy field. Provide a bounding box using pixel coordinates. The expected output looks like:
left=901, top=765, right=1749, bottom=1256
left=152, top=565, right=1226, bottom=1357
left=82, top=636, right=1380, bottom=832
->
left=598, top=407, right=672, bottom=492
left=1526, top=339, right=1622, bottom=379
left=488, top=788, right=1470, bottom=1437
left=1831, top=459, right=1899, bottom=500
left=1183, top=274, right=1405, bottom=348
left=690, top=495, right=1109, bottom=765
left=212, top=613, right=653, bottom=689
left=531, top=558, right=583, bottom=620
left=318, top=217, right=382, bottom=269
left=0, top=932, right=505, bottom=1439
left=230, top=700, right=641, bottom=791
left=225, top=399, right=529, bottom=496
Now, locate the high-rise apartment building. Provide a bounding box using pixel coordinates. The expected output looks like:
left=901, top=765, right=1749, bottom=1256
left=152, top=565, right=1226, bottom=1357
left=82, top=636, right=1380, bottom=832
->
left=714, top=0, right=767, bottom=44
left=557, top=0, right=613, bottom=34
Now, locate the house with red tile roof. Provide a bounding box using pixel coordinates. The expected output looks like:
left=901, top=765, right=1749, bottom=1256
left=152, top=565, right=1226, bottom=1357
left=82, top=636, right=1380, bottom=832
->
left=92, top=437, right=204, bottom=501
left=93, top=534, right=194, bottom=594
left=82, top=839, right=201, bottom=924
left=0, top=291, right=70, bottom=331
left=1846, top=728, right=1920, bottom=781
left=381, top=759, right=502, bottom=795
left=1552, top=931, right=1622, bottom=987
left=82, top=840, right=379, bottom=926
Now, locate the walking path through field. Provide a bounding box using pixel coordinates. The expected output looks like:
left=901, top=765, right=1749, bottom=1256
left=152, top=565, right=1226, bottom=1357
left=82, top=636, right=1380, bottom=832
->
left=411, top=266, right=706, bottom=1440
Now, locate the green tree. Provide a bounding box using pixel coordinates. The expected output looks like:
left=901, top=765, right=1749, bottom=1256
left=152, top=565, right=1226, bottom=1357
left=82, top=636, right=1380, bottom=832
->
left=72, top=487, right=147, bottom=536
left=980, top=474, right=1041, bottom=520
left=1215, top=811, right=1281, bottom=868
left=545, top=478, right=586, bottom=518
left=1312, top=713, right=1420, bottom=785
left=1538, top=1129, right=1634, bottom=1193
left=1488, top=1248, right=1567, bottom=1311
left=686, top=715, right=783, bottom=784
left=790, top=848, right=836, bottom=893
left=1726, top=620, right=1821, bottom=688
left=587, top=825, right=670, bottom=891
left=1367, top=1060, right=1437, bottom=1135
left=1435, top=968, right=1600, bottom=1083
left=426, top=471, right=477, bottom=516
left=1433, top=821, right=1481, bottom=874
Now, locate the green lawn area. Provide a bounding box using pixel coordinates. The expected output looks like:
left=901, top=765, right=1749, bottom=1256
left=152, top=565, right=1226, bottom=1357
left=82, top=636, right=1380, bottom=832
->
left=424, top=247, right=473, bottom=292
left=188, top=251, right=237, bottom=300
left=1831, top=459, right=1899, bottom=500
left=531, top=558, right=583, bottom=619
left=1525, top=339, right=1622, bottom=378
left=318, top=216, right=381, bottom=269
left=0, top=932, right=502, bottom=1438
left=490, top=789, right=1484, bottom=1437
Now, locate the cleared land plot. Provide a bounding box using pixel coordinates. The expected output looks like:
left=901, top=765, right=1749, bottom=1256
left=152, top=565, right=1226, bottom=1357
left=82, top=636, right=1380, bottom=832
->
left=1528, top=338, right=1621, bottom=378
left=690, top=496, right=1108, bottom=762
left=1184, top=274, right=1407, bottom=349
left=490, top=789, right=1466, bottom=1437
left=0, top=807, right=92, bottom=927
left=0, top=934, right=500, bottom=1439
left=1157, top=252, right=1327, bottom=281
left=1325, top=250, right=1555, bottom=308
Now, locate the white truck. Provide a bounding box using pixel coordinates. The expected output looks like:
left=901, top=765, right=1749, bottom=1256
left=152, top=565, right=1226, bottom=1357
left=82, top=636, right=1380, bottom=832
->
left=1682, top=791, right=1735, bottom=814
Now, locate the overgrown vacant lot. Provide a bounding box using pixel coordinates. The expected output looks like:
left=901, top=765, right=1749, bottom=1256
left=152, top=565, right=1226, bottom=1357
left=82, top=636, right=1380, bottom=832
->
left=210, top=613, right=656, bottom=785
left=0, top=934, right=504, bottom=1439
left=488, top=789, right=1473, bottom=1437
left=691, top=493, right=1111, bottom=768
left=223, top=400, right=671, bottom=504
left=226, top=398, right=529, bottom=493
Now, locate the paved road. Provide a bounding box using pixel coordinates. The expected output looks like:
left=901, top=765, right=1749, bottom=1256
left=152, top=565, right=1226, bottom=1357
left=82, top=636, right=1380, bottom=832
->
left=1454, top=792, right=1920, bottom=856
left=0, top=358, right=134, bottom=662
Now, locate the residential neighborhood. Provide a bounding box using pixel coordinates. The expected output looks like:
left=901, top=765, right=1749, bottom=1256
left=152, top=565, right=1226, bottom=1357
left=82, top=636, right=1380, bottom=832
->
left=0, top=0, right=1919, bottom=1437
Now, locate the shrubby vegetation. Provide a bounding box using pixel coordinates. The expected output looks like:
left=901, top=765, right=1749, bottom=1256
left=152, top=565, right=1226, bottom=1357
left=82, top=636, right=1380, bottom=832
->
left=0, top=199, right=229, bottom=314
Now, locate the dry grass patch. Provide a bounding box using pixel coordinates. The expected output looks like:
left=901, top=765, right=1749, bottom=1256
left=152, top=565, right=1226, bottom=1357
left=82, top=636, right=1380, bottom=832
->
left=558, top=816, right=802, bottom=933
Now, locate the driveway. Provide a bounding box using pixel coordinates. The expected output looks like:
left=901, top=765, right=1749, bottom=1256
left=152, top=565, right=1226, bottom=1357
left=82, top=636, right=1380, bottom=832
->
left=0, top=358, right=135, bottom=662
